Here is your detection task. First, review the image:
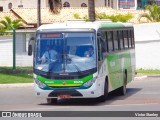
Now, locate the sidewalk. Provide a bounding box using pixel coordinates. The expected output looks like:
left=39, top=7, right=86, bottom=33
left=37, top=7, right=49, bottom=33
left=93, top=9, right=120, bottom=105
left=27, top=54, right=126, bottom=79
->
left=0, top=83, right=34, bottom=88
left=0, top=75, right=157, bottom=88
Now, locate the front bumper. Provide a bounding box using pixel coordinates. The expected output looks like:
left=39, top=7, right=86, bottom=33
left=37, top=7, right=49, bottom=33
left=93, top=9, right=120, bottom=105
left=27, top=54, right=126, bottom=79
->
left=34, top=81, right=102, bottom=98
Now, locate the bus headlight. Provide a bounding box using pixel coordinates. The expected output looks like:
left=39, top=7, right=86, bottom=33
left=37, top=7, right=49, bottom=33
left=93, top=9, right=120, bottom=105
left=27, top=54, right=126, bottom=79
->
left=83, top=77, right=97, bottom=87
left=35, top=79, right=47, bottom=88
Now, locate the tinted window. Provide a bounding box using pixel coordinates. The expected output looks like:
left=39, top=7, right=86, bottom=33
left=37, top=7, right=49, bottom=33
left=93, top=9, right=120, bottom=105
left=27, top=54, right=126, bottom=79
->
left=131, top=30, right=135, bottom=48
left=128, top=30, right=132, bottom=48
left=107, top=31, right=113, bottom=52
left=97, top=32, right=107, bottom=52
left=118, top=30, right=124, bottom=50
left=0, top=7, right=3, bottom=11
left=123, top=30, right=129, bottom=49
left=113, top=31, right=118, bottom=50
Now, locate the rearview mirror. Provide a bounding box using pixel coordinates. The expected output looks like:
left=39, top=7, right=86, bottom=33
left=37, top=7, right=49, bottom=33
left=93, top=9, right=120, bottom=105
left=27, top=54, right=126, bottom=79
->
left=28, top=44, right=32, bottom=56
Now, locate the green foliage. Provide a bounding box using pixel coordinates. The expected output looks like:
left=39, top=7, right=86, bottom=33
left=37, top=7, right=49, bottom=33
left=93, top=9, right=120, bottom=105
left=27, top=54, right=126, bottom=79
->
left=0, top=16, right=24, bottom=31
left=0, top=23, right=5, bottom=33
left=136, top=69, right=160, bottom=75
left=73, top=13, right=89, bottom=21
left=139, top=4, right=160, bottom=22
left=96, top=12, right=133, bottom=22
left=73, top=12, right=133, bottom=22
left=73, top=13, right=81, bottom=19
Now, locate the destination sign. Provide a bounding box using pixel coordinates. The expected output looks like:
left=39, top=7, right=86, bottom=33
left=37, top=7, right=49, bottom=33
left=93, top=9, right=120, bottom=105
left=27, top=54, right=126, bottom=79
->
left=41, top=33, right=63, bottom=38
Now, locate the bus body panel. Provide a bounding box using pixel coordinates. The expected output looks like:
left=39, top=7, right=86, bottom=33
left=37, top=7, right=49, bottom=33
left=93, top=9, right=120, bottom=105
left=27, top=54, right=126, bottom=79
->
left=106, top=49, right=135, bottom=91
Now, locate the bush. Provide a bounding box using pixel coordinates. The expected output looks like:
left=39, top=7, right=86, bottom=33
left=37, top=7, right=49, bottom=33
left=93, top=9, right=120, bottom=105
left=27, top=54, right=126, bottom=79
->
left=73, top=12, right=133, bottom=22
left=96, top=12, right=133, bottom=22
left=139, top=4, right=160, bottom=22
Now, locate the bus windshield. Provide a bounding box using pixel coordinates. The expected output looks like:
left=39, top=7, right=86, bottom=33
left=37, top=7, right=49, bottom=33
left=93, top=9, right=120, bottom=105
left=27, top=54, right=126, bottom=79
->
left=34, top=32, right=97, bottom=74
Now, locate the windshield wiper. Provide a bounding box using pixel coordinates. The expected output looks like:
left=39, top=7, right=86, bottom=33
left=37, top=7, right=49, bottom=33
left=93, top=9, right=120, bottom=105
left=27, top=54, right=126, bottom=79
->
left=61, top=54, right=83, bottom=74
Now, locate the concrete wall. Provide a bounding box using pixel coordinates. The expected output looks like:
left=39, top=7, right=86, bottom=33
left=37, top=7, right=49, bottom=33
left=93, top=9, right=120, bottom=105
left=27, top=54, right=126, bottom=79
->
left=134, top=23, right=160, bottom=70
left=135, top=40, right=160, bottom=69
left=0, top=38, right=13, bottom=66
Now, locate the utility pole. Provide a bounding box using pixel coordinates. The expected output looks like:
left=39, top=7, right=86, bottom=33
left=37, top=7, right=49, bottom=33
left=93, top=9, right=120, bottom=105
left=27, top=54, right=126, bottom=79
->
left=37, top=0, right=41, bottom=27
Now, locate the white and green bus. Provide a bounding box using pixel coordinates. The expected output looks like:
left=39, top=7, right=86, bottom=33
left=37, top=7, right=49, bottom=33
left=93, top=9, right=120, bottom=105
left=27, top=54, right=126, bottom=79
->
left=28, top=21, right=135, bottom=103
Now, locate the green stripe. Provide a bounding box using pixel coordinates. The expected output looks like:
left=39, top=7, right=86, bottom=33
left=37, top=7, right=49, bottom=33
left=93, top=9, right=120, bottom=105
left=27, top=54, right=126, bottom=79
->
left=37, top=74, right=93, bottom=87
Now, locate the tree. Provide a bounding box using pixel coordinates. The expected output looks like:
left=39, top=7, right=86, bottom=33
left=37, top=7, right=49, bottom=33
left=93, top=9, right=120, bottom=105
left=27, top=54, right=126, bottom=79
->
left=88, top=0, right=96, bottom=22
left=0, top=16, right=24, bottom=30
left=48, top=0, right=62, bottom=14
left=139, top=4, right=160, bottom=22
left=48, top=0, right=96, bottom=22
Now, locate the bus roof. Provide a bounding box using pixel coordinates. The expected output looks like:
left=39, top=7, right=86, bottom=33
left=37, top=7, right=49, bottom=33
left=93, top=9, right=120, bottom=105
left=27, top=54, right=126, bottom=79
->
left=38, top=21, right=133, bottom=31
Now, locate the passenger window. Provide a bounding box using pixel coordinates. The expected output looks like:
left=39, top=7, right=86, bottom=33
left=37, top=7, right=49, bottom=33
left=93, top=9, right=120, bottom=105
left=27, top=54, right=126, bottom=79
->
left=98, top=38, right=105, bottom=61
left=128, top=30, right=132, bottom=48
left=118, top=31, right=124, bottom=50
left=131, top=30, right=135, bottom=48
left=98, top=32, right=107, bottom=53
left=123, top=30, right=129, bottom=49
left=107, top=31, right=113, bottom=52
left=113, top=31, right=118, bottom=50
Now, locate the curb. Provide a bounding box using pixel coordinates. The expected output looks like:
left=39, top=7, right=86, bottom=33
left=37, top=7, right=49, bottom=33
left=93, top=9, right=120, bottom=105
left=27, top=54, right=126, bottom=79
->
left=0, top=83, right=34, bottom=88
left=147, top=75, right=160, bottom=77
left=134, top=75, right=148, bottom=80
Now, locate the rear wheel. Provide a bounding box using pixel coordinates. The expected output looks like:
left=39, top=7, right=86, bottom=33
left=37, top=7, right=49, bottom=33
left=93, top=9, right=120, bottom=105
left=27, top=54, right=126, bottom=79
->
left=97, top=80, right=108, bottom=102
left=47, top=98, right=57, bottom=104
left=118, top=72, right=127, bottom=95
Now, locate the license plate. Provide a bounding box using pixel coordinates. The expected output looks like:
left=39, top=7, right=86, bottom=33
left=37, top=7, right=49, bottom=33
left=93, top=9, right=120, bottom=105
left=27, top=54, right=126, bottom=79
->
left=58, top=95, right=71, bottom=99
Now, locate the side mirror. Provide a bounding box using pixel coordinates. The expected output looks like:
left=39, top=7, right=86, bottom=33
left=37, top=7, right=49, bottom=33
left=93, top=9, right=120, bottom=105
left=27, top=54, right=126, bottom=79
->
left=28, top=44, right=32, bottom=56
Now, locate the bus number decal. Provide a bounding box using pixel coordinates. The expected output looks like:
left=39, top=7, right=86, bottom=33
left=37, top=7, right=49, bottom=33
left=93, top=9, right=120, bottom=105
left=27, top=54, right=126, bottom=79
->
left=110, top=61, right=115, bottom=67
left=74, top=81, right=83, bottom=84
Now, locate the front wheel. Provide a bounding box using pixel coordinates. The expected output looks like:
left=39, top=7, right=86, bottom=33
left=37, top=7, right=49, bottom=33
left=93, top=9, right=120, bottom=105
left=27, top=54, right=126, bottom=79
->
left=97, top=80, right=108, bottom=102
left=47, top=98, right=57, bottom=104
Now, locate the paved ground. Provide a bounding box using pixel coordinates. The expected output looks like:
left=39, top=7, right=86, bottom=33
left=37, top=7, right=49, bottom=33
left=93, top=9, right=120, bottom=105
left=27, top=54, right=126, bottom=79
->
left=0, top=76, right=160, bottom=120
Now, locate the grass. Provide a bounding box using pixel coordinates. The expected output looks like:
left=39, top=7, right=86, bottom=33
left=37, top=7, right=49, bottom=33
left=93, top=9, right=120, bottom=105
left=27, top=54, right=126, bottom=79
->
left=0, top=66, right=32, bottom=71
left=0, top=73, right=33, bottom=84
left=136, top=69, right=160, bottom=75
left=0, top=67, right=33, bottom=84
left=0, top=67, right=160, bottom=84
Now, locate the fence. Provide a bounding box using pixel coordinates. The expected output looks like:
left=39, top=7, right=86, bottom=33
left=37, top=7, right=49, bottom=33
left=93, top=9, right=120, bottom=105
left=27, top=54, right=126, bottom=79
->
left=0, top=30, right=35, bottom=68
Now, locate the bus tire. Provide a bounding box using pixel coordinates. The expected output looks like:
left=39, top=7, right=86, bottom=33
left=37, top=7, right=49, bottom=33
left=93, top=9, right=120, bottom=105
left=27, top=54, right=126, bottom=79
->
left=97, top=79, right=108, bottom=102
left=118, top=72, right=127, bottom=95
left=47, top=98, right=57, bottom=104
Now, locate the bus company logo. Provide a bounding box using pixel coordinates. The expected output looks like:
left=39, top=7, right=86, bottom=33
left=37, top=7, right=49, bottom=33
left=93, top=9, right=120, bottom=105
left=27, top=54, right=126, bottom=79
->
left=2, top=112, right=11, bottom=117
left=62, top=81, right=66, bottom=85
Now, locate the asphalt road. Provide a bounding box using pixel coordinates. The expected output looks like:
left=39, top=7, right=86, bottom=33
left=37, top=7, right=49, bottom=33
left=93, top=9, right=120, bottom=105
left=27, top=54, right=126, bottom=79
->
left=0, top=76, right=160, bottom=120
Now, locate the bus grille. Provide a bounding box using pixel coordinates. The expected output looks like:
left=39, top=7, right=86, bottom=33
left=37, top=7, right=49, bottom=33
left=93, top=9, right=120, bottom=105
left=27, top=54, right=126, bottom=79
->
left=49, top=86, right=79, bottom=89
left=48, top=90, right=83, bottom=97
left=54, top=76, right=75, bottom=80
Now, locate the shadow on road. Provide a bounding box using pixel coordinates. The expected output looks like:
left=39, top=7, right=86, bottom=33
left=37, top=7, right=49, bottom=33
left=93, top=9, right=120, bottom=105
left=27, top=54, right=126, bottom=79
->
left=38, top=87, right=142, bottom=106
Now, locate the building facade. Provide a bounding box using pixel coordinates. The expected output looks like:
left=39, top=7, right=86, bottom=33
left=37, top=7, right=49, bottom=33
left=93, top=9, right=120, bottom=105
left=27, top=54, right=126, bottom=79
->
left=1, top=0, right=159, bottom=12
left=61, top=0, right=137, bottom=10
left=0, top=0, right=47, bottom=11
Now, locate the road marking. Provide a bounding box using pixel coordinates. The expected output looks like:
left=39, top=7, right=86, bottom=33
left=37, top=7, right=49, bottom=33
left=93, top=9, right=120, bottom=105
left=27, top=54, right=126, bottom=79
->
left=104, top=103, right=159, bottom=107
left=3, top=103, right=160, bottom=111
left=3, top=106, right=74, bottom=111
